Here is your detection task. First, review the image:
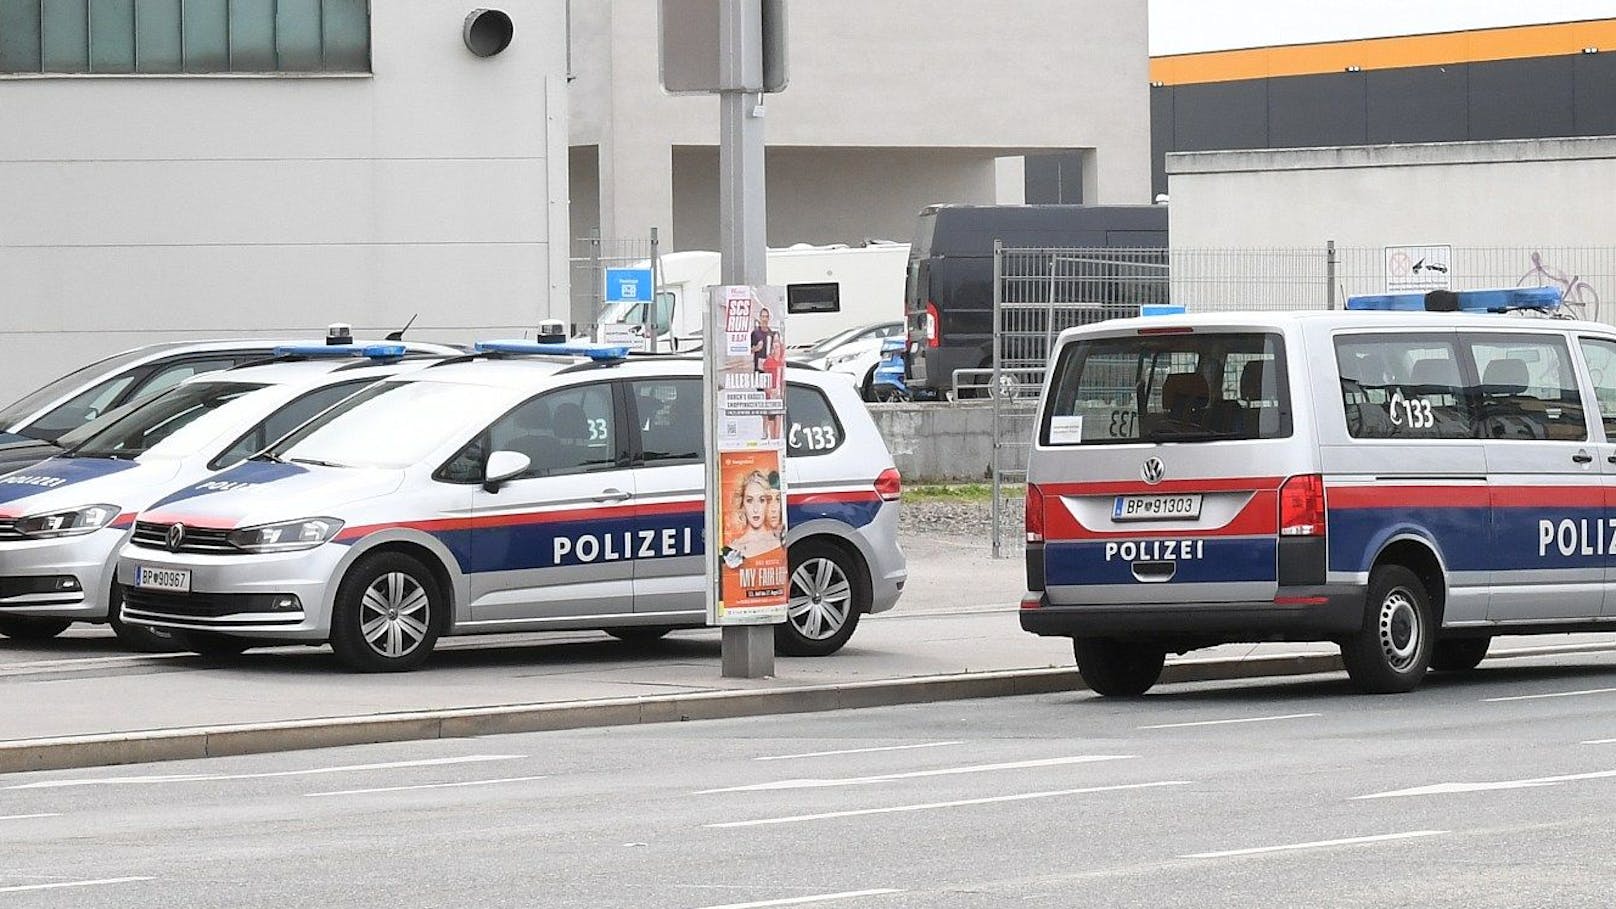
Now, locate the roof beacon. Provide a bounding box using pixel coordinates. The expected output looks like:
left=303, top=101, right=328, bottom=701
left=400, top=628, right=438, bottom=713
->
left=474, top=340, right=631, bottom=361
left=535, top=319, right=568, bottom=344
left=1345, top=286, right=1563, bottom=313
left=326, top=322, right=356, bottom=345
left=273, top=343, right=408, bottom=360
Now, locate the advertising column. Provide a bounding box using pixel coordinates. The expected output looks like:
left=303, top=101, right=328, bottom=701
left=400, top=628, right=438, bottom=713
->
left=706, top=284, right=788, bottom=626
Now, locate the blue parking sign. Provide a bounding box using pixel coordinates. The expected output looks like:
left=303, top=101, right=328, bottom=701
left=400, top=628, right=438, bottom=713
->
left=606, top=268, right=654, bottom=303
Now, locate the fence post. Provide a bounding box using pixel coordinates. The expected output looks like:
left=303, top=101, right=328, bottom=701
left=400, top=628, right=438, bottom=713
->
left=586, top=228, right=603, bottom=336
left=991, top=239, right=1004, bottom=560
left=1326, top=239, right=1337, bottom=310
left=647, top=227, right=660, bottom=353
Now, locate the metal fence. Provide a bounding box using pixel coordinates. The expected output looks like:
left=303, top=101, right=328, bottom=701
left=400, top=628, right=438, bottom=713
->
left=986, top=243, right=1616, bottom=556
left=568, top=231, right=660, bottom=336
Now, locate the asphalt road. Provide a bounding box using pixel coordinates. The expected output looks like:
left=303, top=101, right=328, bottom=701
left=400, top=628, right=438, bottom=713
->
left=4, top=650, right=1615, bottom=908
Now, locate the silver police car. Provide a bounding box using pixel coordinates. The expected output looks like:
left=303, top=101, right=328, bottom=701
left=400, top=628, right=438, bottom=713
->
left=116, top=345, right=906, bottom=670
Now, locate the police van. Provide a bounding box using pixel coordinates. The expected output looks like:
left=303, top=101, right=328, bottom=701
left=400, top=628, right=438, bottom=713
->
left=1022, top=288, right=1616, bottom=695
left=115, top=343, right=906, bottom=671
left=0, top=345, right=439, bottom=649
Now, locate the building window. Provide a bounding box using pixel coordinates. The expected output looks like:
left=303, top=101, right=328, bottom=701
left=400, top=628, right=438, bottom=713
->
left=786, top=282, right=840, bottom=315
left=0, top=0, right=370, bottom=75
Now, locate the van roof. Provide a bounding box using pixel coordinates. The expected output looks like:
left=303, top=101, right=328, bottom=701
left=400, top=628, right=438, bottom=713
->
left=1056, top=309, right=1613, bottom=343
left=913, top=204, right=1168, bottom=257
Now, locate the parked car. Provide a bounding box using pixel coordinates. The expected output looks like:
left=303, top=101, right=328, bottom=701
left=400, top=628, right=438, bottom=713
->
left=788, top=321, right=905, bottom=400
left=0, top=345, right=441, bottom=649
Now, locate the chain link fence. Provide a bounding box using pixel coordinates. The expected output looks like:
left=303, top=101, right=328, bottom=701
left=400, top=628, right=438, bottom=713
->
left=568, top=232, right=660, bottom=336
left=987, top=243, right=1616, bottom=556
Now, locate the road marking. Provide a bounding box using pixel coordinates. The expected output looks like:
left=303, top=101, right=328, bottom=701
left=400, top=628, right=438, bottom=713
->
left=305, top=775, right=549, bottom=798
left=1139, top=713, right=1320, bottom=730
left=693, top=890, right=904, bottom=909
left=755, top=742, right=963, bottom=761
left=1583, top=738, right=1616, bottom=745
left=1358, top=769, right=1616, bottom=799
left=1485, top=687, right=1616, bottom=703
left=1182, top=830, right=1446, bottom=859
left=7, top=755, right=525, bottom=790
left=0, top=813, right=59, bottom=822
left=698, top=755, right=1132, bottom=794
left=0, top=877, right=153, bottom=894
left=705, top=781, right=1191, bottom=828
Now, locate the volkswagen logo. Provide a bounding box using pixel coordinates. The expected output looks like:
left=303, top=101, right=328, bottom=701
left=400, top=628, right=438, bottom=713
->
left=166, top=523, right=187, bottom=553
left=1141, top=457, right=1165, bottom=485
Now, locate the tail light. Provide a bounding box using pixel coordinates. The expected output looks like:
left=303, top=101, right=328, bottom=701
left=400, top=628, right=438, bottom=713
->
left=924, top=301, right=941, bottom=348
left=875, top=468, right=902, bottom=502
left=1025, top=483, right=1045, bottom=543
left=1279, top=474, right=1325, bottom=537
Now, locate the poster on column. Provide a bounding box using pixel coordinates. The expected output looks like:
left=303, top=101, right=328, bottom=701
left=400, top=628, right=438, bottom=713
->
left=708, top=285, right=789, bottom=625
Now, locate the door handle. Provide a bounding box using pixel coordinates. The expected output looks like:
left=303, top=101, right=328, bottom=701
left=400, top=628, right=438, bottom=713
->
left=1573, top=451, right=1594, bottom=464
left=592, top=488, right=632, bottom=502
left=1608, top=454, right=1616, bottom=465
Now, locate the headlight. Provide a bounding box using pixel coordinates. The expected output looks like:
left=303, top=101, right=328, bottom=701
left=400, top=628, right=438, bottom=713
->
left=825, top=352, right=861, bottom=367
left=14, top=504, right=120, bottom=538
left=226, top=518, right=344, bottom=553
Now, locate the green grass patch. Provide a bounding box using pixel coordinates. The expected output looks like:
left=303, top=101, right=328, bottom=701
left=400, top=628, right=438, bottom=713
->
left=903, top=483, right=1022, bottom=503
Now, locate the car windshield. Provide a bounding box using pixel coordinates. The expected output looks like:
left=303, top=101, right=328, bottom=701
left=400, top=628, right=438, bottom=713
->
left=0, top=348, right=158, bottom=434
left=267, top=380, right=514, bottom=470
left=65, top=381, right=265, bottom=460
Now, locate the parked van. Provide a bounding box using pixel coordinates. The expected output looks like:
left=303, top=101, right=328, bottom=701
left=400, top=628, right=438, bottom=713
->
left=905, top=204, right=1167, bottom=397
left=597, top=242, right=909, bottom=351
left=1021, top=288, right=1611, bottom=696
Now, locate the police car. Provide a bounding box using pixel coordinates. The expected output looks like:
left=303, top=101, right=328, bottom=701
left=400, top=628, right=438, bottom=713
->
left=115, top=342, right=907, bottom=670
left=1022, top=287, right=1616, bottom=695
left=0, top=345, right=439, bottom=649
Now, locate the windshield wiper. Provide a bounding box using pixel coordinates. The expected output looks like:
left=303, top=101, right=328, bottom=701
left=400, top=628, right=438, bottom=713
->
left=289, top=457, right=347, bottom=468
left=250, top=451, right=285, bottom=463
left=1144, top=428, right=1238, bottom=442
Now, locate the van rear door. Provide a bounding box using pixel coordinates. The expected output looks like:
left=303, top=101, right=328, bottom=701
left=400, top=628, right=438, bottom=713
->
left=1029, top=327, right=1302, bottom=605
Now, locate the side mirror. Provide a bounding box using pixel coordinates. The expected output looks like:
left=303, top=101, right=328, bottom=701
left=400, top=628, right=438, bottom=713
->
left=482, top=450, right=530, bottom=492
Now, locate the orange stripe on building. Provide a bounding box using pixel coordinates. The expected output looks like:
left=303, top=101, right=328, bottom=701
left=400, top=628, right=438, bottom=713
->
left=1150, top=18, right=1616, bottom=86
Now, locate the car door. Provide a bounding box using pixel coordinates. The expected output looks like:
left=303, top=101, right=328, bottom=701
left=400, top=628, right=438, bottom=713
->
left=1574, top=335, right=1616, bottom=617
left=463, top=381, right=637, bottom=625
left=1472, top=332, right=1604, bottom=621
left=625, top=376, right=706, bottom=619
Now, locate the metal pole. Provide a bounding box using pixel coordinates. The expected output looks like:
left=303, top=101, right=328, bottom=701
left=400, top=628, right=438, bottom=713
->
left=647, top=227, right=660, bottom=353
left=1326, top=239, right=1337, bottom=311
left=714, top=0, right=773, bottom=678
left=586, top=227, right=602, bottom=337
left=991, top=239, right=1004, bottom=560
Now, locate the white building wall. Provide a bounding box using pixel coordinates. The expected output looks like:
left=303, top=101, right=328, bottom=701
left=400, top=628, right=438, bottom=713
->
left=0, top=1, right=570, bottom=403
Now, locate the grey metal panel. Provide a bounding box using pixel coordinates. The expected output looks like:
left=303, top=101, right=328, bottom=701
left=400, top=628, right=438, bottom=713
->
left=1023, top=155, right=1062, bottom=205
left=1366, top=64, right=1470, bottom=143
left=1268, top=72, right=1366, bottom=147
left=1150, top=84, right=1174, bottom=198
left=1173, top=79, right=1269, bottom=152
left=1469, top=55, right=1576, bottom=140
left=1574, top=52, right=1616, bottom=136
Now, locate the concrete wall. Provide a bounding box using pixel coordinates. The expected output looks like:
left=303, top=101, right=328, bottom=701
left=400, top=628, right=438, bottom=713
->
left=0, top=1, right=571, bottom=403
left=871, top=402, right=1034, bottom=484
left=570, top=0, right=1151, bottom=250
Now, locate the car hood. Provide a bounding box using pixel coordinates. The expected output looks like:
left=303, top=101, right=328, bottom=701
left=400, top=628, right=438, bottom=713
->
left=0, top=456, right=179, bottom=520
left=140, top=460, right=407, bottom=530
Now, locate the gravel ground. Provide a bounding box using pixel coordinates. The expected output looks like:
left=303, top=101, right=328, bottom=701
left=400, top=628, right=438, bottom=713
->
left=897, top=492, right=1024, bottom=540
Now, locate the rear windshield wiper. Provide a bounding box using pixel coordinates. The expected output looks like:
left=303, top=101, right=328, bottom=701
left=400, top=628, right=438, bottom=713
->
left=1143, top=428, right=1237, bottom=443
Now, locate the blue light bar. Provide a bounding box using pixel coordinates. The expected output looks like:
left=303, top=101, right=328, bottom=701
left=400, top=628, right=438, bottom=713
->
left=272, top=343, right=409, bottom=359
left=1345, top=286, right=1562, bottom=313
left=1140, top=304, right=1186, bottom=316
left=474, top=340, right=630, bottom=361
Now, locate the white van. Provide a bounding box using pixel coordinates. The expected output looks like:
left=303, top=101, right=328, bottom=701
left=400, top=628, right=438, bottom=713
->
left=596, top=242, right=909, bottom=351
left=1022, top=289, right=1616, bottom=696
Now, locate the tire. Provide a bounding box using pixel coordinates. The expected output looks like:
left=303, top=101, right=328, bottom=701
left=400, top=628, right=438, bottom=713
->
left=0, top=616, right=72, bottom=641
left=1072, top=638, right=1165, bottom=697
left=107, top=584, right=179, bottom=653
left=1340, top=564, right=1435, bottom=694
left=171, top=630, right=253, bottom=658
left=329, top=552, right=442, bottom=672
left=606, top=626, right=673, bottom=645
left=1431, top=637, right=1490, bottom=672
left=860, top=367, right=878, bottom=402
left=776, top=540, right=865, bottom=657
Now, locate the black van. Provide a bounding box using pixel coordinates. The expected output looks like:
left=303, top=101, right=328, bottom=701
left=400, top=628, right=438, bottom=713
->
left=904, top=204, right=1168, bottom=397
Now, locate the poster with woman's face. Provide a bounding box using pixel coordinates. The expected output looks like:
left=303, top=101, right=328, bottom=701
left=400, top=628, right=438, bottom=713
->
left=717, top=449, right=788, bottom=615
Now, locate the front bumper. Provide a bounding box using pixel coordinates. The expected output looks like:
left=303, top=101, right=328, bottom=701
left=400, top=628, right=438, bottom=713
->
left=0, top=529, right=124, bottom=620
left=115, top=540, right=347, bottom=641
left=1018, top=585, right=1366, bottom=645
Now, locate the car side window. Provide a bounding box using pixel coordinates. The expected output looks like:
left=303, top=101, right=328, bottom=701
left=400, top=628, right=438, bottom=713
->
left=1335, top=334, right=1473, bottom=440
left=27, top=372, right=140, bottom=438
left=1578, top=337, right=1616, bottom=441
left=785, top=384, right=844, bottom=457
left=442, top=383, right=619, bottom=483
left=135, top=358, right=241, bottom=402
left=1467, top=335, right=1586, bottom=442
left=210, top=381, right=370, bottom=469
left=629, top=377, right=703, bottom=465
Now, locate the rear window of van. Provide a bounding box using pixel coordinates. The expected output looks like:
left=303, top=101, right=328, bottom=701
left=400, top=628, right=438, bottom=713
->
left=1042, top=332, right=1291, bottom=445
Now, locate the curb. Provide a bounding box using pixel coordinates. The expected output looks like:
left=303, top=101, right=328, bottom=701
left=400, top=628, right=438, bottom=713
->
left=0, top=652, right=1348, bottom=775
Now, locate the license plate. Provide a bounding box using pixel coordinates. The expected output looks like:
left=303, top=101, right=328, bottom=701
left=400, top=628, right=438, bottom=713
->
left=1112, top=494, right=1203, bottom=522
left=135, top=566, right=191, bottom=593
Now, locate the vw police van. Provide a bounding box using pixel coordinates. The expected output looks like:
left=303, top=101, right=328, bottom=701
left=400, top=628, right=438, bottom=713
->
left=115, top=343, right=906, bottom=671
left=0, top=346, right=437, bottom=649
left=1022, top=288, right=1616, bottom=695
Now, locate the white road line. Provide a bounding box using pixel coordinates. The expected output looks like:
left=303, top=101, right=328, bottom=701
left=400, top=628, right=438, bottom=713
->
left=0, top=877, right=153, bottom=894
left=705, top=781, right=1191, bottom=828
left=1583, top=738, right=1616, bottom=745
left=1139, top=713, right=1320, bottom=730
left=1182, top=830, right=1446, bottom=859
left=755, top=742, right=963, bottom=761
left=1485, top=686, right=1616, bottom=703
left=0, top=813, right=59, bottom=822
left=1357, top=769, right=1616, bottom=799
left=305, top=775, right=549, bottom=798
left=693, top=890, right=904, bottom=909
left=698, top=755, right=1132, bottom=794
left=7, top=754, right=525, bottom=790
